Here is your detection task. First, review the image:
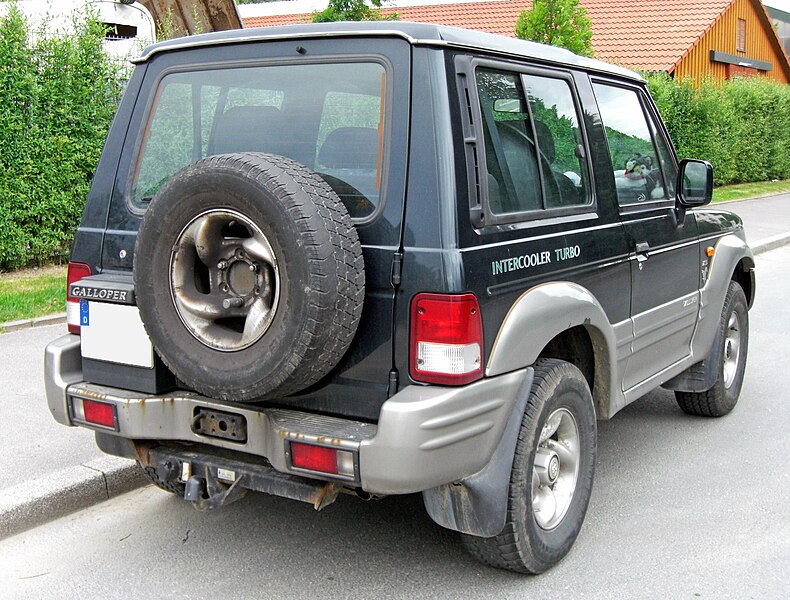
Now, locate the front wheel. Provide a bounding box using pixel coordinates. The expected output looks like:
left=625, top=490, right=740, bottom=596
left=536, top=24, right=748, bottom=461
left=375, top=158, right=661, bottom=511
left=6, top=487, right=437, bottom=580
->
left=461, top=359, right=597, bottom=574
left=675, top=281, right=749, bottom=417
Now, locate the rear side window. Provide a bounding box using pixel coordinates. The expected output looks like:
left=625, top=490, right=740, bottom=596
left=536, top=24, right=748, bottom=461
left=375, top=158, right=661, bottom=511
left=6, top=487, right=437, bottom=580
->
left=475, top=67, right=590, bottom=221
left=132, top=62, right=387, bottom=220
left=592, top=82, right=675, bottom=206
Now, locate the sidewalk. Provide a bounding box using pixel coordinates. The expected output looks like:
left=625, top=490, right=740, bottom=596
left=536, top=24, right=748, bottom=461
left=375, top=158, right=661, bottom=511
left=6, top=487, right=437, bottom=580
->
left=0, top=192, right=788, bottom=539
left=0, top=323, right=146, bottom=538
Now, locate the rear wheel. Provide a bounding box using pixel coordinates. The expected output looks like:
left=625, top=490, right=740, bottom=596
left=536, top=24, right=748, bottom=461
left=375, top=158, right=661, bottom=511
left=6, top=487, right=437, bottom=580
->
left=675, top=281, right=748, bottom=417
left=461, top=359, right=597, bottom=574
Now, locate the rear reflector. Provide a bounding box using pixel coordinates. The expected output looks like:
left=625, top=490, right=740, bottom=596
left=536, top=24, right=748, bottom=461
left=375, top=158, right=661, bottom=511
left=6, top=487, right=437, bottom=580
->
left=66, top=262, right=92, bottom=334
left=410, top=293, right=483, bottom=385
left=290, top=442, right=355, bottom=479
left=72, top=397, right=117, bottom=429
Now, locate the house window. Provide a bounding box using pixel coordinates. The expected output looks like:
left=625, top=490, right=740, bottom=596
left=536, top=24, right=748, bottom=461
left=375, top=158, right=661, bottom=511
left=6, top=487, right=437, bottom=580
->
left=737, top=18, right=746, bottom=52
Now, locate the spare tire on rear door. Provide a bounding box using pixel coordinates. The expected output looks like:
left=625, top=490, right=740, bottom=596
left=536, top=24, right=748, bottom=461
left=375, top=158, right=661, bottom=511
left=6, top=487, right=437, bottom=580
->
left=133, top=153, right=365, bottom=402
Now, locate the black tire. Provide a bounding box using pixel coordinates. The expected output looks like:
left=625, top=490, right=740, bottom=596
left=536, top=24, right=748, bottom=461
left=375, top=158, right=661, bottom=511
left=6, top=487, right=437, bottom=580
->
left=139, top=463, right=185, bottom=496
left=134, top=153, right=364, bottom=402
left=461, top=359, right=597, bottom=574
left=675, top=281, right=749, bottom=417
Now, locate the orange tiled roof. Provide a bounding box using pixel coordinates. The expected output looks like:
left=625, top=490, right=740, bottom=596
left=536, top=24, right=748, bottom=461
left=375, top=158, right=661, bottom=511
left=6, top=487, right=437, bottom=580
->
left=241, top=0, right=772, bottom=73
left=585, top=0, right=732, bottom=71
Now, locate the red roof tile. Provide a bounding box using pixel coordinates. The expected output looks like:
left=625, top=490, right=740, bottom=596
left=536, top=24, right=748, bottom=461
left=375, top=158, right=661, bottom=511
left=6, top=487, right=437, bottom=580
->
left=242, top=0, right=782, bottom=73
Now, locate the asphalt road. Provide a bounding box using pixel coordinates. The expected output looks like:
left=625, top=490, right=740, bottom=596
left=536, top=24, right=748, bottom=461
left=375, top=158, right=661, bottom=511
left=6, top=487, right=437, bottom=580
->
left=726, top=193, right=790, bottom=244
left=1, top=246, right=788, bottom=599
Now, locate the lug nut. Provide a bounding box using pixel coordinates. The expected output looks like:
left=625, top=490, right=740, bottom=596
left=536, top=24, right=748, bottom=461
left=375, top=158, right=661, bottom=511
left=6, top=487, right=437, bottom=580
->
left=222, top=297, right=244, bottom=309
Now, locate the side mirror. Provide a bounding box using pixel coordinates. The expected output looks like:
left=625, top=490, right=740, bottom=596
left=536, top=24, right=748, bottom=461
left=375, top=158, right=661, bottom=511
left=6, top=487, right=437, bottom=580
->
left=677, top=159, right=713, bottom=208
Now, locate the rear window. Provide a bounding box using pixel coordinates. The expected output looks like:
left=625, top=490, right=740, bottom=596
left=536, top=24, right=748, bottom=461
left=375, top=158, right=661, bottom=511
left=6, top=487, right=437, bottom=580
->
left=132, top=62, right=388, bottom=220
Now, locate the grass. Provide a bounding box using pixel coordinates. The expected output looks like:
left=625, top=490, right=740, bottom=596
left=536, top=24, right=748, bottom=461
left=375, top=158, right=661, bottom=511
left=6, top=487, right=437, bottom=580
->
left=0, top=265, right=67, bottom=325
left=713, top=179, right=790, bottom=203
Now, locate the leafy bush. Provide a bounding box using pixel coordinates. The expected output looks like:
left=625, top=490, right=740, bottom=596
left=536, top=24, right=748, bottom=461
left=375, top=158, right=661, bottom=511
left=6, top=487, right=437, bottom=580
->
left=313, top=0, right=391, bottom=23
left=515, top=0, right=594, bottom=58
left=0, top=4, right=122, bottom=270
left=646, top=73, right=790, bottom=186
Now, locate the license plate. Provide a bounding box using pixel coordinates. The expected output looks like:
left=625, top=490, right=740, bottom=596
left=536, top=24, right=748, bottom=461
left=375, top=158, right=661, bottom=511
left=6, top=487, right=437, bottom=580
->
left=80, top=301, right=154, bottom=368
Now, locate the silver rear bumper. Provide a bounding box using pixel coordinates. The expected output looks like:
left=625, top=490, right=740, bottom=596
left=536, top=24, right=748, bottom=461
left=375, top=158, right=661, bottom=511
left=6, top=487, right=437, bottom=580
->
left=45, top=334, right=526, bottom=495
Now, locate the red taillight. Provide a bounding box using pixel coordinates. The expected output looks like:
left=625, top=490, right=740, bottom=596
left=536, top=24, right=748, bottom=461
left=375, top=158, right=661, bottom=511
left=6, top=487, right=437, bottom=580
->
left=76, top=399, right=116, bottom=429
left=410, top=293, right=483, bottom=385
left=66, top=262, right=91, bottom=334
left=290, top=442, right=355, bottom=478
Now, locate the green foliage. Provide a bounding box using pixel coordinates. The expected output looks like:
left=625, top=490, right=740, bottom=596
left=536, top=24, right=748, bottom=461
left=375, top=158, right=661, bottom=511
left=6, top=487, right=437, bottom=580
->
left=646, top=73, right=790, bottom=186
left=313, top=0, right=395, bottom=22
left=516, top=0, right=593, bottom=57
left=0, top=4, right=123, bottom=270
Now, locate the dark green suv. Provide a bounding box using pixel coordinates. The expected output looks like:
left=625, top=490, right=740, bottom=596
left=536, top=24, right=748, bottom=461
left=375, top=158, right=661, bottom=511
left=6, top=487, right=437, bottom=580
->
left=46, top=22, right=755, bottom=574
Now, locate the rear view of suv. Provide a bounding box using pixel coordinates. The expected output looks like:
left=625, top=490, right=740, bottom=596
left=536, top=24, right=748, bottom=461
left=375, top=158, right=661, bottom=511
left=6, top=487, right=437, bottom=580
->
left=46, top=22, right=755, bottom=574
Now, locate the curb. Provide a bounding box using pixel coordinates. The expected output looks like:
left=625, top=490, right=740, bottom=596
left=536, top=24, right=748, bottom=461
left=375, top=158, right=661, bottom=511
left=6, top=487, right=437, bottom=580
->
left=0, top=456, right=148, bottom=540
left=751, top=231, right=790, bottom=256
left=0, top=312, right=66, bottom=333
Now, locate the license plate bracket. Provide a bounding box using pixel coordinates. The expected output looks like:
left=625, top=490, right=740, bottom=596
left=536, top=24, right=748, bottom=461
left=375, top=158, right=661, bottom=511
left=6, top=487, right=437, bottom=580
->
left=192, top=408, right=248, bottom=443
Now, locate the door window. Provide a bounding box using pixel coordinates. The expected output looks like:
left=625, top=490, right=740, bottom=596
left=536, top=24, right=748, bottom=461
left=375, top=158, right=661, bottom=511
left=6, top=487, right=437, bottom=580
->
left=592, top=83, right=675, bottom=206
left=475, top=68, right=590, bottom=220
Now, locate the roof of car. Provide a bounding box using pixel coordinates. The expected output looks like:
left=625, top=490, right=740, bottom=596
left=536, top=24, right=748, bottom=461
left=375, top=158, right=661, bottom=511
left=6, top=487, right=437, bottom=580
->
left=136, top=21, right=643, bottom=82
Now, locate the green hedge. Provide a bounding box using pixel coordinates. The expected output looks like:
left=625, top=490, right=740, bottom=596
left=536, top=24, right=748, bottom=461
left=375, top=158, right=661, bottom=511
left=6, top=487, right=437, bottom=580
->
left=0, top=5, right=122, bottom=270
left=646, top=73, right=790, bottom=186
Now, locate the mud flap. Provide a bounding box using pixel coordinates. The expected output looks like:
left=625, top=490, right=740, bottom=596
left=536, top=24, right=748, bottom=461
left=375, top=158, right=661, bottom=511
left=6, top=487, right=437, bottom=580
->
left=662, top=317, right=724, bottom=393
left=422, top=367, right=533, bottom=537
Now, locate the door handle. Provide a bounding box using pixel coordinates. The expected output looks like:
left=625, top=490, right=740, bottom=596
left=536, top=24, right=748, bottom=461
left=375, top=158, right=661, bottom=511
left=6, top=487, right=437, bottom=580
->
left=635, top=242, right=650, bottom=267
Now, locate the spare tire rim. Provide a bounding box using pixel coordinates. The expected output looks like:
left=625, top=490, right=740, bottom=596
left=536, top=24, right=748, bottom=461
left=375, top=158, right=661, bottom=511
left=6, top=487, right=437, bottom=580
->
left=169, top=209, right=280, bottom=352
left=532, top=408, right=580, bottom=530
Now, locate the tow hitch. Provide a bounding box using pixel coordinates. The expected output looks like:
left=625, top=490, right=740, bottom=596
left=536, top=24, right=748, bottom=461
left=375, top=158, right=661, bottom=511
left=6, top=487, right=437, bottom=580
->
left=183, top=466, right=248, bottom=511
left=141, top=445, right=343, bottom=511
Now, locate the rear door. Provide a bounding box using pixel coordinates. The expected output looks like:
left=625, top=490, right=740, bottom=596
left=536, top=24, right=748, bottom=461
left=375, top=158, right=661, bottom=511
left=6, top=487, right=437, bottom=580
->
left=102, top=36, right=412, bottom=419
left=592, top=81, right=700, bottom=391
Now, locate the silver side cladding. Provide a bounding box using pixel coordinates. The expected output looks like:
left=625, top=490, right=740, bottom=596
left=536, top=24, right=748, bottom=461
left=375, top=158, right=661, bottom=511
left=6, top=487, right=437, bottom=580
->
left=44, top=334, right=83, bottom=426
